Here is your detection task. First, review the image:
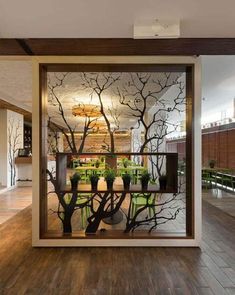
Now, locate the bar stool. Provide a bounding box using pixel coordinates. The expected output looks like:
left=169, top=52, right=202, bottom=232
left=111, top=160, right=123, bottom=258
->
left=64, top=193, right=91, bottom=229
left=131, top=193, right=157, bottom=218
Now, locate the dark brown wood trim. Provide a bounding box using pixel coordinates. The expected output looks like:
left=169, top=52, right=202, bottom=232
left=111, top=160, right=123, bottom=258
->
left=1, top=38, right=235, bottom=56
left=15, top=39, right=34, bottom=56
left=39, top=63, right=195, bottom=239
left=0, top=39, right=27, bottom=55
left=44, top=63, right=190, bottom=73
left=56, top=152, right=178, bottom=156
left=0, top=98, right=32, bottom=122
left=186, top=65, right=194, bottom=237
left=39, top=65, right=48, bottom=237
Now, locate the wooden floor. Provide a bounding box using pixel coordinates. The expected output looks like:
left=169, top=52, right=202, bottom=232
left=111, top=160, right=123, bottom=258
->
left=203, top=188, right=235, bottom=218
left=0, top=189, right=235, bottom=294
left=0, top=186, right=32, bottom=224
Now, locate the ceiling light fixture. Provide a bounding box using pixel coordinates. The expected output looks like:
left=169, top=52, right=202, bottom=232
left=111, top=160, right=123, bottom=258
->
left=133, top=19, right=180, bottom=39
left=72, top=104, right=101, bottom=118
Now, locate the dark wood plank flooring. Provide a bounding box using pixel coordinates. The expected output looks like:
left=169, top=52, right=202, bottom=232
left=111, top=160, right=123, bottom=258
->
left=0, top=200, right=235, bottom=295
left=203, top=188, right=235, bottom=218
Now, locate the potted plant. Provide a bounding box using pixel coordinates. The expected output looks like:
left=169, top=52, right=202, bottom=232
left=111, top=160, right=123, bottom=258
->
left=70, top=172, right=81, bottom=191
left=122, top=158, right=129, bottom=168
left=95, top=159, right=100, bottom=168
left=140, top=170, right=151, bottom=190
left=209, top=159, right=216, bottom=169
left=122, top=172, right=132, bottom=190
left=159, top=175, right=167, bottom=190
left=104, top=169, right=116, bottom=190
left=89, top=172, right=99, bottom=191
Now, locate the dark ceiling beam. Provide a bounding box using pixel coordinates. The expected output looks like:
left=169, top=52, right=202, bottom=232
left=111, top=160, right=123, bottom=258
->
left=0, top=39, right=27, bottom=55
left=15, top=39, right=34, bottom=55
left=26, top=38, right=235, bottom=56
left=0, top=98, right=32, bottom=122
left=1, top=38, right=235, bottom=56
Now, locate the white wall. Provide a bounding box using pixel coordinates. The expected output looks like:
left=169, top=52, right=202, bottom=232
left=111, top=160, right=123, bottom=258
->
left=0, top=109, right=24, bottom=187
left=0, top=109, right=8, bottom=186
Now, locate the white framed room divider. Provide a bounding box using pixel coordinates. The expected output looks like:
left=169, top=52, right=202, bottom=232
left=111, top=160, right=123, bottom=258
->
left=32, top=56, right=201, bottom=247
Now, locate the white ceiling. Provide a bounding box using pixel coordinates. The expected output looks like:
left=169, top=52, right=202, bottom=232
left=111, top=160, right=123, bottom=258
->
left=0, top=0, right=235, bottom=38
left=0, top=61, right=32, bottom=111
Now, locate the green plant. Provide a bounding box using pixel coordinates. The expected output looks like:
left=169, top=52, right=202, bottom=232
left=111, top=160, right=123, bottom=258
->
left=89, top=172, right=100, bottom=190
left=104, top=169, right=116, bottom=182
left=140, top=170, right=151, bottom=182
left=89, top=172, right=100, bottom=182
left=122, top=172, right=132, bottom=189
left=70, top=172, right=81, bottom=181
left=104, top=169, right=116, bottom=190
left=209, top=159, right=216, bottom=168
left=122, top=157, right=129, bottom=168
left=70, top=172, right=81, bottom=190
left=159, top=174, right=167, bottom=190
left=122, top=172, right=132, bottom=182
left=140, top=170, right=151, bottom=190
left=95, top=159, right=100, bottom=168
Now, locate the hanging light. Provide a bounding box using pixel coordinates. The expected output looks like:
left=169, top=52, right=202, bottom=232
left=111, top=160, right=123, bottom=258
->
left=89, top=120, right=107, bottom=130
left=72, top=103, right=101, bottom=118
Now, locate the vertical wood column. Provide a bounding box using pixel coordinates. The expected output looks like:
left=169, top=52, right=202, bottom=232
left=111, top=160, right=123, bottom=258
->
left=186, top=66, right=194, bottom=237
left=39, top=65, right=48, bottom=236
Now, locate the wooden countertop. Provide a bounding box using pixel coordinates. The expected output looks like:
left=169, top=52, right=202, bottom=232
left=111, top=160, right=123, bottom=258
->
left=15, top=157, right=32, bottom=164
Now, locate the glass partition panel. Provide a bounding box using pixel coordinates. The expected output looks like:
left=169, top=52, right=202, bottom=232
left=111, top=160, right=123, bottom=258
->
left=41, top=65, right=192, bottom=239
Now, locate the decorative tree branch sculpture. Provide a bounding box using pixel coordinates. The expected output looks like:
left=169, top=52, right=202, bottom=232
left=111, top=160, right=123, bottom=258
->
left=47, top=118, right=61, bottom=154
left=85, top=192, right=126, bottom=234
left=48, top=73, right=101, bottom=153
left=45, top=71, right=186, bottom=235
left=48, top=73, right=78, bottom=153
left=124, top=178, right=185, bottom=233
left=47, top=169, right=91, bottom=233
left=8, top=118, right=22, bottom=186
left=80, top=72, right=120, bottom=152
left=118, top=73, right=185, bottom=153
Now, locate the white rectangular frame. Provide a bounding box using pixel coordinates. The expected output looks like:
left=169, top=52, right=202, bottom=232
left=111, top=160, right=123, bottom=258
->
left=32, top=56, right=201, bottom=247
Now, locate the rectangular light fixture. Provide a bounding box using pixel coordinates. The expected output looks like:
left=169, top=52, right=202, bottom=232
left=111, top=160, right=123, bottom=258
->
left=133, top=19, right=180, bottom=39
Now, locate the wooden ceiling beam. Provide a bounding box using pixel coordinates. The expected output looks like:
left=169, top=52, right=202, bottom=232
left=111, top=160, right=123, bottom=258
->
left=15, top=39, right=34, bottom=55
left=1, top=38, right=235, bottom=56
left=0, top=98, right=32, bottom=122
left=0, top=39, right=27, bottom=55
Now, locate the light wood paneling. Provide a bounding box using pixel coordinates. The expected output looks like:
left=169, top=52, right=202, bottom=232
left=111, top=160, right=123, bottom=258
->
left=64, top=133, right=131, bottom=153
left=15, top=157, right=32, bottom=164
